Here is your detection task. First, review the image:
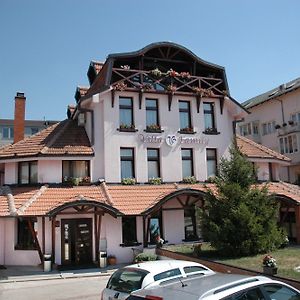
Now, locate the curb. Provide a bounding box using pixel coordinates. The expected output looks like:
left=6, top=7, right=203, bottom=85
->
left=0, top=270, right=114, bottom=284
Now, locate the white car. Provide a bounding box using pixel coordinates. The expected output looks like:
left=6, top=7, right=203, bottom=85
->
left=101, top=260, right=215, bottom=300
left=127, top=273, right=300, bottom=300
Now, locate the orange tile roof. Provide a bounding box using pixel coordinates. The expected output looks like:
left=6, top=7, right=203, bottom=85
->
left=0, top=119, right=94, bottom=160
left=237, top=135, right=290, bottom=162
left=1, top=182, right=298, bottom=217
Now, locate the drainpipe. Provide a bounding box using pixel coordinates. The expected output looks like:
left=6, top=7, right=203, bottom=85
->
left=232, top=118, right=244, bottom=146
left=274, top=97, right=285, bottom=124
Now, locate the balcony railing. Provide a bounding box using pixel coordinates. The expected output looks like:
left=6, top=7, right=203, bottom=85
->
left=110, top=68, right=227, bottom=113
left=277, top=122, right=300, bottom=136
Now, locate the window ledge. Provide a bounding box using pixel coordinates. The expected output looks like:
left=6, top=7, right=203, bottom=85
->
left=120, top=242, right=142, bottom=247
left=15, top=245, right=37, bottom=251
left=202, top=130, right=220, bottom=135
left=144, top=129, right=164, bottom=133
left=178, top=130, right=197, bottom=135
left=117, top=128, right=138, bottom=132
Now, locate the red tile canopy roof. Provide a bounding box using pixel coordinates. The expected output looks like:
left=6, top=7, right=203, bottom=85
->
left=0, top=182, right=298, bottom=217
left=236, top=135, right=290, bottom=163
left=0, top=119, right=94, bottom=160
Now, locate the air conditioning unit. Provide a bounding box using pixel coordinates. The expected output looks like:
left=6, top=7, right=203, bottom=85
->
left=78, top=113, right=86, bottom=126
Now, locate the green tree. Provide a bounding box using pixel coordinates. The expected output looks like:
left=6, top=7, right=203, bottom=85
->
left=201, top=144, right=285, bottom=257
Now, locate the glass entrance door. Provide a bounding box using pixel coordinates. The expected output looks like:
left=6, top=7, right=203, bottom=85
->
left=61, top=218, right=93, bottom=265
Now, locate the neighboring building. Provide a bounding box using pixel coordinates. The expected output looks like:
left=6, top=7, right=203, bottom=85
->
left=239, top=78, right=300, bottom=183
left=0, top=42, right=299, bottom=268
left=0, top=102, right=58, bottom=147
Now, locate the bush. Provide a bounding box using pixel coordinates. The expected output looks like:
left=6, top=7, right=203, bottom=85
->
left=201, top=144, right=285, bottom=257
left=134, top=253, right=157, bottom=262
left=182, top=176, right=197, bottom=184
left=148, top=177, right=162, bottom=185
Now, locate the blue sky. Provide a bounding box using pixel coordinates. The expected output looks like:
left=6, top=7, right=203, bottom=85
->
left=1, top=0, right=300, bottom=121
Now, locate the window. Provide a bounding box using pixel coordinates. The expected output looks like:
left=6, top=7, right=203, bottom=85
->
left=18, top=161, right=38, bottom=184
left=62, top=160, right=90, bottom=180
left=203, top=102, right=216, bottom=131
left=263, top=284, right=300, bottom=299
left=16, top=218, right=37, bottom=250
left=148, top=213, right=163, bottom=244
left=262, top=121, right=276, bottom=135
left=181, top=148, right=194, bottom=178
left=240, top=122, right=259, bottom=136
left=119, top=97, right=134, bottom=128
left=25, top=127, right=39, bottom=137
left=184, top=207, right=198, bottom=240
left=122, top=217, right=137, bottom=245
left=179, top=101, right=192, bottom=130
left=120, top=148, right=135, bottom=179
left=291, top=112, right=300, bottom=123
left=252, top=121, right=259, bottom=135
left=206, top=148, right=217, bottom=178
left=153, top=268, right=181, bottom=281
left=147, top=148, right=160, bottom=179
left=234, top=287, right=265, bottom=300
left=279, top=135, right=298, bottom=154
left=2, top=126, right=14, bottom=140
left=146, top=99, right=159, bottom=129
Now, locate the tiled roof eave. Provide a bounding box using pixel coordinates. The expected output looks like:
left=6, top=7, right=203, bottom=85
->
left=246, top=156, right=291, bottom=164
left=0, top=152, right=95, bottom=161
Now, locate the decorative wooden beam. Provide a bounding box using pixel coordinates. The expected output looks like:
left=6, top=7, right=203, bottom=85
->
left=139, top=90, right=143, bottom=109
left=27, top=218, right=43, bottom=263
left=280, top=206, right=290, bottom=225
left=145, top=216, right=151, bottom=247
left=185, top=196, right=191, bottom=206
left=176, top=197, right=185, bottom=207
left=168, top=49, right=181, bottom=60
left=168, top=93, right=173, bottom=111
left=219, top=96, right=225, bottom=115
left=111, top=89, right=115, bottom=108
left=196, top=95, right=201, bottom=113
left=143, top=216, right=146, bottom=247
left=158, top=47, right=166, bottom=59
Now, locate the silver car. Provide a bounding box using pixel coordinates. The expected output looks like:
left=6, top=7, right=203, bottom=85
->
left=101, top=260, right=215, bottom=300
left=127, top=273, right=300, bottom=300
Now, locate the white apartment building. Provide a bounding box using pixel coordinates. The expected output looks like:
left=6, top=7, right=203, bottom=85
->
left=239, top=77, right=300, bottom=184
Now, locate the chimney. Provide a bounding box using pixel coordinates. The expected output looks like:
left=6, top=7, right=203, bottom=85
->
left=13, top=92, right=26, bottom=143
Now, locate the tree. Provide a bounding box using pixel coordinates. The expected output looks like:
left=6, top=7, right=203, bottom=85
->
left=201, top=144, right=285, bottom=257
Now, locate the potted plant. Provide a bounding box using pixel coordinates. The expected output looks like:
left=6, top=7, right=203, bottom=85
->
left=107, top=255, right=117, bottom=265
left=113, top=82, right=127, bottom=91
left=180, top=127, right=194, bottom=133
left=166, top=84, right=177, bottom=94
left=119, top=123, right=136, bottom=131
left=121, top=177, right=136, bottom=185
left=262, top=255, right=277, bottom=275
left=182, top=176, right=197, bottom=184
left=179, top=71, right=191, bottom=80
left=146, top=124, right=161, bottom=132
left=150, top=68, right=162, bottom=78
left=204, top=127, right=218, bottom=134
left=148, top=177, right=162, bottom=185
left=167, top=68, right=178, bottom=78
left=274, top=124, right=281, bottom=129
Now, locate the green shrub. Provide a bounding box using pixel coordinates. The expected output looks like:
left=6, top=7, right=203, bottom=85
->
left=182, top=176, right=197, bottom=184
left=134, top=253, right=157, bottom=262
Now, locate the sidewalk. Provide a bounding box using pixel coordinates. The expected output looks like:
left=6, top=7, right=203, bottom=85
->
left=0, top=264, right=125, bottom=283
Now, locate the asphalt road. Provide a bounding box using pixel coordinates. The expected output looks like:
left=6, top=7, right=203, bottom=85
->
left=0, top=276, right=109, bottom=300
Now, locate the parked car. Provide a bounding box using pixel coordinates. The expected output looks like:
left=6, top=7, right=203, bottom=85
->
left=101, top=260, right=215, bottom=300
left=127, top=273, right=300, bottom=300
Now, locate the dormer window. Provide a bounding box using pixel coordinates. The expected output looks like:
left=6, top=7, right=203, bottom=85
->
left=18, top=161, right=38, bottom=185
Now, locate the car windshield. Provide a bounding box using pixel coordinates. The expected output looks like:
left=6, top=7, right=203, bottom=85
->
left=107, top=268, right=149, bottom=293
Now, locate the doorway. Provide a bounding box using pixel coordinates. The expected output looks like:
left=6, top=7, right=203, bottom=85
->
left=61, top=218, right=93, bottom=266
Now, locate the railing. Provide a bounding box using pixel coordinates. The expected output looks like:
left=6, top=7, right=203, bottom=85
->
left=111, top=68, right=225, bottom=97
left=277, top=122, right=300, bottom=136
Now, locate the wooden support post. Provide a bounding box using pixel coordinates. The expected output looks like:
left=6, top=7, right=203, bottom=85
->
left=168, top=93, right=173, bottom=111
left=196, top=95, right=201, bottom=113
left=295, top=206, right=300, bottom=245
left=97, top=214, right=102, bottom=253
left=27, top=218, right=43, bottom=263
left=139, top=90, right=143, bottom=109
left=51, top=217, right=56, bottom=263
left=219, top=96, right=225, bottom=115
left=111, top=89, right=115, bottom=108
left=94, top=210, right=98, bottom=262
left=42, top=216, right=45, bottom=255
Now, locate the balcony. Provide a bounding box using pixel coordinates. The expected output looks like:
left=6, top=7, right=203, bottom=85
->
left=277, top=121, right=300, bottom=136
left=110, top=67, right=227, bottom=113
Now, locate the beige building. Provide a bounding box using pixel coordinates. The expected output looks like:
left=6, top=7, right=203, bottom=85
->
left=239, top=77, right=300, bottom=184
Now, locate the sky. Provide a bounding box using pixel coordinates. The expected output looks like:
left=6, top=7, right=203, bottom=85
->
left=0, top=0, right=300, bottom=121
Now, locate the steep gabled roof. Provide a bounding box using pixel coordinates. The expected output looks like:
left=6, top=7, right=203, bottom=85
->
left=237, top=135, right=290, bottom=163
left=0, top=119, right=94, bottom=160
left=243, top=77, right=300, bottom=109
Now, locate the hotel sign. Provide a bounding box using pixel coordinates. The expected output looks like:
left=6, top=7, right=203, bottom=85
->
left=138, top=134, right=209, bottom=147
